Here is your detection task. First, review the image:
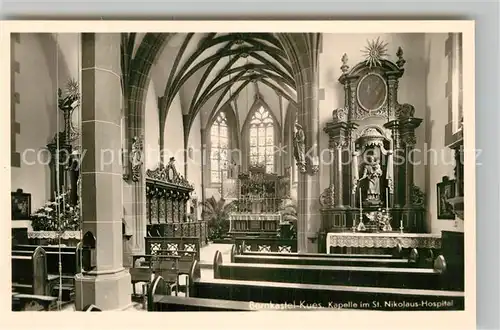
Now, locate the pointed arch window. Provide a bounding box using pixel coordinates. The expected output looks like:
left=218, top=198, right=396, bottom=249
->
left=210, top=112, right=229, bottom=183
left=249, top=106, right=275, bottom=173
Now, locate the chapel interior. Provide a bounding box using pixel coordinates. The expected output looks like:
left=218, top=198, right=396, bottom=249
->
left=10, top=32, right=465, bottom=311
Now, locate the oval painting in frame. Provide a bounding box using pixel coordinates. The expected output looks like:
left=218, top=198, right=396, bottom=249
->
left=356, top=73, right=388, bottom=112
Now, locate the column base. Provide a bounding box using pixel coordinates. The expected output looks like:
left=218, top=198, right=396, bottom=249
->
left=74, top=268, right=132, bottom=311
left=306, top=233, right=319, bottom=253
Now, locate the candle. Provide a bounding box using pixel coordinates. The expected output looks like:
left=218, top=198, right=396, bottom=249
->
left=386, top=188, right=389, bottom=212
left=400, top=219, right=403, bottom=229
left=359, top=188, right=363, bottom=214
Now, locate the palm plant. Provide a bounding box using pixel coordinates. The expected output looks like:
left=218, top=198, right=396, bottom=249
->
left=200, top=197, right=236, bottom=241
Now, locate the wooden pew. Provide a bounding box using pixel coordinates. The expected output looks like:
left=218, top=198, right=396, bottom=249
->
left=11, top=247, right=58, bottom=311
left=148, top=276, right=256, bottom=311
left=233, top=254, right=417, bottom=268
left=132, top=251, right=196, bottom=279
left=12, top=247, right=48, bottom=295
left=214, top=250, right=452, bottom=290
left=12, top=243, right=85, bottom=301
left=233, top=244, right=424, bottom=268
left=13, top=243, right=84, bottom=273
left=407, top=248, right=436, bottom=268
left=12, top=293, right=58, bottom=311
left=130, top=256, right=155, bottom=298
left=131, top=252, right=196, bottom=296
left=158, top=249, right=197, bottom=295
left=188, top=260, right=464, bottom=311
left=148, top=276, right=322, bottom=311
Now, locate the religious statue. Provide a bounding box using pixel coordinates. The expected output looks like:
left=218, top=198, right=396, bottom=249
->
left=130, top=136, right=143, bottom=182
left=293, top=122, right=306, bottom=173
left=359, top=155, right=383, bottom=204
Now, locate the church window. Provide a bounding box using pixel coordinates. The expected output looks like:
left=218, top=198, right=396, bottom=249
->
left=210, top=112, right=229, bottom=183
left=249, top=106, right=275, bottom=173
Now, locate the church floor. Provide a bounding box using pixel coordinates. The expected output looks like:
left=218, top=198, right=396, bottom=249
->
left=58, top=243, right=234, bottom=311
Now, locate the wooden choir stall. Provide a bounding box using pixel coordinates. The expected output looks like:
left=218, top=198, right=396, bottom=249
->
left=145, top=158, right=207, bottom=258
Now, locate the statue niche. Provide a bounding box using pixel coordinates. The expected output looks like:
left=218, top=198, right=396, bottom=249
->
left=353, top=127, right=393, bottom=208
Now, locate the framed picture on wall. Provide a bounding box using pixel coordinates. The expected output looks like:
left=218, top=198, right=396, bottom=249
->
left=437, top=177, right=456, bottom=220
left=11, top=189, right=31, bottom=220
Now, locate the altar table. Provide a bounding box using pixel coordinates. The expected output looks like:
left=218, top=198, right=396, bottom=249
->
left=27, top=230, right=82, bottom=247
left=326, top=232, right=441, bottom=254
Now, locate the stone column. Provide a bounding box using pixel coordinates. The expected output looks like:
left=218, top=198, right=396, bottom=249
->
left=346, top=123, right=359, bottom=207
left=277, top=33, right=322, bottom=253
left=384, top=121, right=404, bottom=207
left=332, top=139, right=344, bottom=207
left=400, top=119, right=422, bottom=207
left=324, top=120, right=350, bottom=208
left=75, top=33, right=132, bottom=311
left=328, top=148, right=335, bottom=194
left=296, top=80, right=321, bottom=253
left=402, top=133, right=416, bottom=207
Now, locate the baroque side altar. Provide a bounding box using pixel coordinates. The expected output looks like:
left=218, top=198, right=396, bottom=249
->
left=318, top=41, right=426, bottom=252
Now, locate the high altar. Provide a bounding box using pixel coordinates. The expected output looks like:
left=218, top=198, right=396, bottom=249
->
left=229, top=165, right=291, bottom=238
left=318, top=42, right=428, bottom=253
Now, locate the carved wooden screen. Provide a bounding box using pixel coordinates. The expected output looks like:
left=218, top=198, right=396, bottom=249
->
left=146, top=159, right=193, bottom=225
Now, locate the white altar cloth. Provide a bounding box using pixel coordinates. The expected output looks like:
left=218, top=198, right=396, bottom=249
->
left=28, top=230, right=82, bottom=240
left=326, top=232, right=441, bottom=254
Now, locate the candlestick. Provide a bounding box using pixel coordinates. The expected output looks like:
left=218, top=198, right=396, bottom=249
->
left=352, top=213, right=357, bottom=232
left=359, top=187, right=363, bottom=214
left=400, top=219, right=404, bottom=233
left=386, top=188, right=389, bottom=213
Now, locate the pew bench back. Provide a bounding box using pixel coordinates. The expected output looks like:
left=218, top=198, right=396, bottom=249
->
left=233, top=254, right=413, bottom=268
left=214, top=250, right=450, bottom=290
left=11, top=246, right=48, bottom=296
left=12, top=243, right=84, bottom=276
left=187, top=260, right=463, bottom=311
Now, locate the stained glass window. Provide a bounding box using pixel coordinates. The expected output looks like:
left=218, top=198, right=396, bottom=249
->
left=210, top=112, right=229, bottom=183
left=249, top=107, right=275, bottom=173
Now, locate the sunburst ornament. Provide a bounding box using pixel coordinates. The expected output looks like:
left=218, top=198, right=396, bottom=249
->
left=65, top=78, right=79, bottom=99
left=361, top=37, right=389, bottom=68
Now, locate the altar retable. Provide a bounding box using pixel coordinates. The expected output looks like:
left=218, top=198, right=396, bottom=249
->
left=317, top=40, right=427, bottom=253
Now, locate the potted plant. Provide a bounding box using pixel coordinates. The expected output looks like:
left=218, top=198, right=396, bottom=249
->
left=200, top=197, right=236, bottom=243
left=30, top=191, right=81, bottom=244
left=365, top=209, right=392, bottom=232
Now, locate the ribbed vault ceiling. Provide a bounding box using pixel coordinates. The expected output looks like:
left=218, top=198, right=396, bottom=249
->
left=147, top=33, right=297, bottom=135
